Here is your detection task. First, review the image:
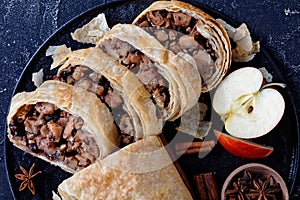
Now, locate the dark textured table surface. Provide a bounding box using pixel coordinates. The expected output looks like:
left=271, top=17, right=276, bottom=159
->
left=0, top=0, right=299, bottom=199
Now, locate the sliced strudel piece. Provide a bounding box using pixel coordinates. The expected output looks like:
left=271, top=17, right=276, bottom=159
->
left=7, top=80, right=119, bottom=173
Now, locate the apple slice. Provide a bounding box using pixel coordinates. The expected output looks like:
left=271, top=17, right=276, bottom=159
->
left=213, top=67, right=285, bottom=139
left=214, top=130, right=274, bottom=159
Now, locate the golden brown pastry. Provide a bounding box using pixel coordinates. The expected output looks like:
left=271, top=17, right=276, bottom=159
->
left=97, top=24, right=202, bottom=121
left=7, top=80, right=119, bottom=173
left=57, top=136, right=193, bottom=200
left=53, top=47, right=163, bottom=144
left=133, top=0, right=231, bottom=92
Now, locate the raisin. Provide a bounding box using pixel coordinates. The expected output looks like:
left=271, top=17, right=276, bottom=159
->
left=44, top=114, right=58, bottom=122
left=9, top=123, right=26, bottom=137
left=29, top=144, right=39, bottom=153
left=44, top=109, right=60, bottom=122
left=60, top=71, right=68, bottom=79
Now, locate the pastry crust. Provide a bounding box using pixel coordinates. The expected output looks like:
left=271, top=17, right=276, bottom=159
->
left=133, top=0, right=231, bottom=92
left=57, top=136, right=193, bottom=200
left=7, top=80, right=119, bottom=173
left=57, top=47, right=163, bottom=138
left=97, top=24, right=202, bottom=121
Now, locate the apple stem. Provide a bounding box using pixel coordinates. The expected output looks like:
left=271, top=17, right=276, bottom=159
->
left=260, top=83, right=286, bottom=91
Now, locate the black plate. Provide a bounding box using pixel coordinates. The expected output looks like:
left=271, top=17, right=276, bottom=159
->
left=5, top=0, right=299, bottom=199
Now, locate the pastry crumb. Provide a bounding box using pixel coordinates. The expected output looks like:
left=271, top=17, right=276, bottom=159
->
left=71, top=13, right=110, bottom=44
left=259, top=67, right=273, bottom=82
left=217, top=19, right=260, bottom=62
left=32, top=68, right=44, bottom=87
left=46, top=45, right=72, bottom=70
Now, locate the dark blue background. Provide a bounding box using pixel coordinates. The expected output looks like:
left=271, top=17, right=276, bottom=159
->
left=0, top=0, right=299, bottom=199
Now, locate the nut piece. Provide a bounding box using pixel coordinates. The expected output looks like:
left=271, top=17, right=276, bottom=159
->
left=173, top=12, right=192, bottom=27
left=155, top=30, right=169, bottom=42
left=179, top=35, right=199, bottom=49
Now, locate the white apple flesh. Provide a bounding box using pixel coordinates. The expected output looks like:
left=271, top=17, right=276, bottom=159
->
left=213, top=67, right=285, bottom=138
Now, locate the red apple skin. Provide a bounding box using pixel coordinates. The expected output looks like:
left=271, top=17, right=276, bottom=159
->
left=214, top=130, right=274, bottom=159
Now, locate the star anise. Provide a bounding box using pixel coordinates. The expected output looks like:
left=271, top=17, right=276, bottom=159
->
left=225, top=181, right=249, bottom=200
left=225, top=170, right=282, bottom=200
left=15, top=163, right=42, bottom=195
left=225, top=170, right=253, bottom=200
left=247, top=176, right=282, bottom=200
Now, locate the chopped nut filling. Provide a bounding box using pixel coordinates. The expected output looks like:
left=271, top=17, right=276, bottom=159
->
left=100, top=38, right=171, bottom=110
left=51, top=65, right=136, bottom=146
left=135, top=10, right=218, bottom=85
left=9, top=103, right=100, bottom=171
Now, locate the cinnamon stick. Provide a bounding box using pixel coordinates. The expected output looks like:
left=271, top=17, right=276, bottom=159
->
left=203, top=172, right=220, bottom=200
left=193, top=172, right=220, bottom=200
left=193, top=174, right=209, bottom=200
left=176, top=146, right=213, bottom=156
left=175, top=140, right=216, bottom=151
